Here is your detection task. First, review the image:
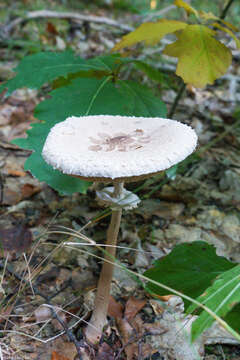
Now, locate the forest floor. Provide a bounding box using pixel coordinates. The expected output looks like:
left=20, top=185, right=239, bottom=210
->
left=0, top=1, right=240, bottom=359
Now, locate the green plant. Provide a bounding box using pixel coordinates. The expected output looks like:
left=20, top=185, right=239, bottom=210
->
left=0, top=52, right=166, bottom=193
left=113, top=0, right=240, bottom=88
left=144, top=242, right=240, bottom=341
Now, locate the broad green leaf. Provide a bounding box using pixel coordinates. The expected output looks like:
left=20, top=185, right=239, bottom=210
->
left=133, top=60, right=163, bottom=83
left=144, top=242, right=235, bottom=307
left=174, top=0, right=199, bottom=17
left=0, top=51, right=133, bottom=95
left=118, top=80, right=167, bottom=116
left=188, top=264, right=240, bottom=341
left=212, top=22, right=240, bottom=49
left=112, top=19, right=187, bottom=51
left=163, top=24, right=232, bottom=88
left=224, top=303, right=240, bottom=333
left=0, top=51, right=88, bottom=95
left=14, top=76, right=166, bottom=194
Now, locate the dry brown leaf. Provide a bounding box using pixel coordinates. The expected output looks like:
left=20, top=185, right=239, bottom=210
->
left=108, top=296, right=123, bottom=319
left=52, top=339, right=77, bottom=360
left=2, top=187, right=22, bottom=205
left=0, top=224, right=32, bottom=254
left=0, top=305, right=14, bottom=324
left=117, top=317, right=134, bottom=342
left=7, top=169, right=26, bottom=177
left=51, top=351, right=70, bottom=360
left=21, top=183, right=41, bottom=198
left=46, top=22, right=59, bottom=35
left=116, top=317, right=135, bottom=360
left=149, top=299, right=165, bottom=315
left=124, top=297, right=146, bottom=321
left=96, top=342, right=115, bottom=360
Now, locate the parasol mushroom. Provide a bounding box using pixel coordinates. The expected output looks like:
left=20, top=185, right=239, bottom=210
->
left=42, top=115, right=197, bottom=344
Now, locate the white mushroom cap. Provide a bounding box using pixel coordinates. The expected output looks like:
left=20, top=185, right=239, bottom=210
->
left=42, top=115, right=197, bottom=182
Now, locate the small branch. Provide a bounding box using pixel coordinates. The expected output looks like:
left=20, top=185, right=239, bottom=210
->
left=144, top=5, right=175, bottom=21
left=0, top=261, right=83, bottom=360
left=4, top=10, right=133, bottom=36
left=220, top=0, right=235, bottom=19
left=168, top=81, right=186, bottom=118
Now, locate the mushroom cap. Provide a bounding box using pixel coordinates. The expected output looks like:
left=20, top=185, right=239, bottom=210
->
left=42, top=115, right=197, bottom=182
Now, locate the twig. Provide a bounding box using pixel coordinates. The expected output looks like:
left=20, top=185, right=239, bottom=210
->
left=220, top=0, right=235, bottom=19
left=4, top=10, right=133, bottom=36
left=168, top=81, right=186, bottom=118
left=144, top=5, right=175, bottom=21
left=23, top=253, right=35, bottom=297
left=0, top=253, right=8, bottom=294
left=0, top=262, right=83, bottom=360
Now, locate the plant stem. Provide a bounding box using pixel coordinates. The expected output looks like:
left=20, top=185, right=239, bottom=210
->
left=220, top=0, right=235, bottom=19
left=168, top=81, right=186, bottom=118
left=85, top=181, right=123, bottom=344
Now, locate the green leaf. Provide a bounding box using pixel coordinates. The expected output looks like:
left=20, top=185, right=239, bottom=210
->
left=224, top=303, right=240, bottom=333
left=0, top=51, right=133, bottom=95
left=166, top=164, right=178, bottom=180
left=118, top=80, right=167, bottom=116
left=133, top=60, right=163, bottom=83
left=188, top=264, right=240, bottom=341
left=14, top=76, right=166, bottom=194
left=163, top=24, right=232, bottom=88
left=0, top=51, right=86, bottom=95
left=112, top=19, right=187, bottom=51
left=144, top=242, right=235, bottom=307
left=211, top=22, right=240, bottom=49
left=174, top=0, right=199, bottom=18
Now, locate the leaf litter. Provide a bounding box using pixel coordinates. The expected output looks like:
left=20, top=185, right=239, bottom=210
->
left=0, top=2, right=240, bottom=360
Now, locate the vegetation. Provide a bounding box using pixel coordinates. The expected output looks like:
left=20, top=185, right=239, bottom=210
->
left=0, top=0, right=240, bottom=359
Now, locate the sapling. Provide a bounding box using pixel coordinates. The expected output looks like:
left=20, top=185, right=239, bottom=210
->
left=42, top=114, right=197, bottom=344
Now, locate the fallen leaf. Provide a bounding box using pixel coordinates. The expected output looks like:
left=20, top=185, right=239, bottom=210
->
left=124, top=297, right=146, bottom=321
left=0, top=224, right=32, bottom=254
left=2, top=187, right=22, bottom=205
left=96, top=342, right=114, bottom=360
left=149, top=299, right=165, bottom=315
left=116, top=317, right=135, bottom=360
left=51, top=340, right=77, bottom=360
left=7, top=169, right=26, bottom=177
left=46, top=22, right=59, bottom=35
left=21, top=183, right=41, bottom=198
left=34, top=305, right=52, bottom=322
left=108, top=296, right=124, bottom=319
left=51, top=351, right=70, bottom=360
left=0, top=305, right=13, bottom=324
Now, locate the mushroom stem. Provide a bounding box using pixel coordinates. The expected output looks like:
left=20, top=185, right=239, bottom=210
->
left=85, top=181, right=124, bottom=344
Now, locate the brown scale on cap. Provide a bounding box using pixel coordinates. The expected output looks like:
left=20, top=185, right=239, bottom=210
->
left=88, top=129, right=151, bottom=152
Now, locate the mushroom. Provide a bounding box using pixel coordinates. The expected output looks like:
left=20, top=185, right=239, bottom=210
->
left=42, top=115, right=197, bottom=344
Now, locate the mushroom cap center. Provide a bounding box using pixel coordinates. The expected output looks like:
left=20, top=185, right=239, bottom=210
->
left=106, top=135, right=132, bottom=144
left=42, top=115, right=198, bottom=180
